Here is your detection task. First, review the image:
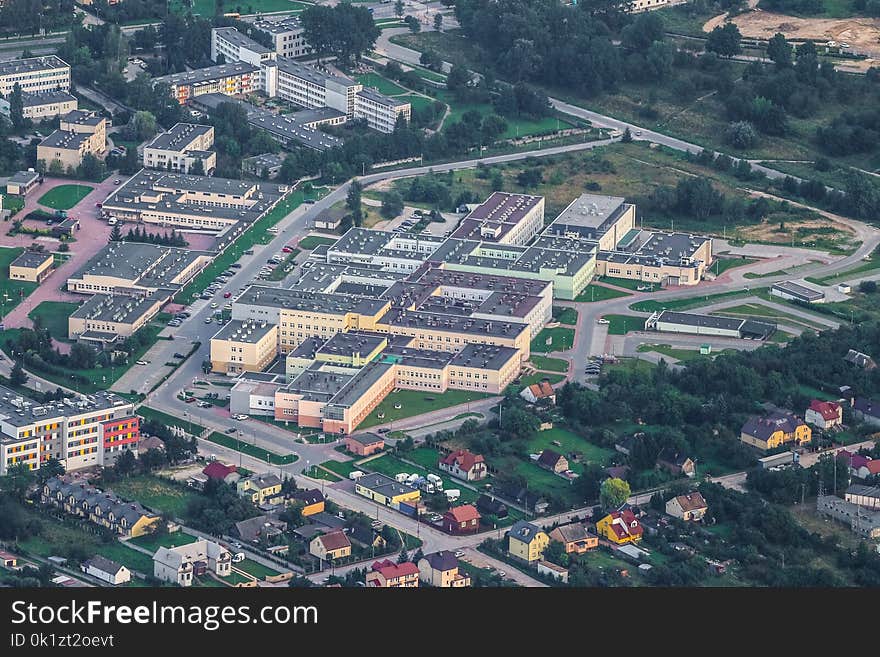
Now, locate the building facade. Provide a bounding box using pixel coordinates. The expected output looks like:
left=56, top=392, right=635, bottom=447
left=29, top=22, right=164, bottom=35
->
left=143, top=123, right=216, bottom=175
left=0, top=56, right=70, bottom=97
left=9, top=251, right=53, bottom=283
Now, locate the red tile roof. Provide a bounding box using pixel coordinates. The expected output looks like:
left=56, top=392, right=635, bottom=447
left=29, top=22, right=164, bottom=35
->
left=317, top=530, right=351, bottom=552
left=527, top=381, right=555, bottom=399
left=864, top=460, right=880, bottom=475
left=444, top=504, right=481, bottom=524
left=202, top=462, right=237, bottom=480
left=608, top=509, right=643, bottom=539
left=440, top=449, right=484, bottom=472
left=809, top=400, right=841, bottom=421
left=852, top=455, right=870, bottom=470
left=371, top=559, right=419, bottom=578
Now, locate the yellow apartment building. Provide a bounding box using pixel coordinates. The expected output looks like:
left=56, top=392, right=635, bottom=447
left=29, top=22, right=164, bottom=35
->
left=211, top=319, right=279, bottom=375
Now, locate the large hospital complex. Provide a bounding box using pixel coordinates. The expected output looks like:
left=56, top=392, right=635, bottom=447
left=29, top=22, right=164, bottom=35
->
left=212, top=191, right=713, bottom=435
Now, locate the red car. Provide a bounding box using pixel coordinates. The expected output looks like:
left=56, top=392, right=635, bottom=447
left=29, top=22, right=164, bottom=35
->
left=282, top=246, right=293, bottom=253
left=95, top=202, right=102, bottom=208
left=223, top=292, right=232, bottom=298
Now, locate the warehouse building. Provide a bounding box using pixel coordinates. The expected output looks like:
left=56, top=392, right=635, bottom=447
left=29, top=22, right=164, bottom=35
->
left=771, top=281, right=825, bottom=304
left=645, top=311, right=776, bottom=340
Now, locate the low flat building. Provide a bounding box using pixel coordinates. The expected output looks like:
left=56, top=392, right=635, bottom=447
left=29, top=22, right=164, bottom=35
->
left=210, top=319, right=278, bottom=375
left=771, top=281, right=825, bottom=304
left=845, top=484, right=880, bottom=511
left=817, top=495, right=880, bottom=538
left=242, top=153, right=285, bottom=179
left=5, top=170, right=41, bottom=196
left=143, top=123, right=216, bottom=175
left=68, top=292, right=166, bottom=345
left=9, top=250, right=53, bottom=283
left=0, top=89, right=77, bottom=120
left=153, top=539, right=232, bottom=587
left=646, top=310, right=776, bottom=340
left=354, top=472, right=420, bottom=509
left=344, top=432, right=384, bottom=456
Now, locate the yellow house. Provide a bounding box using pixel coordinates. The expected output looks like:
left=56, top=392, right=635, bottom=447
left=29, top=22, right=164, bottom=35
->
left=740, top=412, right=812, bottom=451
left=418, top=551, right=471, bottom=587
left=127, top=514, right=162, bottom=539
left=288, top=488, right=325, bottom=516
left=507, top=520, right=549, bottom=564
left=236, top=473, right=283, bottom=505
left=309, top=530, right=351, bottom=561
left=354, top=473, right=420, bottom=509
left=596, top=510, right=643, bottom=545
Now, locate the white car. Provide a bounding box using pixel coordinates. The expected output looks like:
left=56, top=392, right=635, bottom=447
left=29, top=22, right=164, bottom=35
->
left=233, top=414, right=249, bottom=421
left=454, top=550, right=465, bottom=558
left=136, top=360, right=148, bottom=365
left=210, top=302, right=218, bottom=309
left=232, top=552, right=245, bottom=563
left=596, top=318, right=610, bottom=325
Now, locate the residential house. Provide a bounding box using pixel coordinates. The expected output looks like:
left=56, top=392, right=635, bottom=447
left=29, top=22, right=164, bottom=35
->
left=153, top=540, right=231, bottom=587
left=234, top=515, right=288, bottom=543
left=442, top=504, right=481, bottom=535
left=309, top=530, right=351, bottom=562
left=476, top=494, right=508, bottom=519
left=537, top=560, right=569, bottom=584
left=844, top=349, right=876, bottom=370
left=596, top=509, right=644, bottom=545
left=0, top=550, right=18, bottom=568
left=845, top=484, right=880, bottom=510
left=839, top=450, right=870, bottom=479
left=202, top=462, right=240, bottom=484
left=344, top=432, right=384, bottom=456
left=857, top=460, right=880, bottom=480
left=740, top=411, right=812, bottom=450
left=439, top=449, right=487, bottom=481
left=418, top=551, right=470, bottom=587
left=665, top=492, right=708, bottom=522
left=288, top=488, right=325, bottom=516
left=537, top=449, right=568, bottom=474
left=520, top=380, right=556, bottom=404
left=137, top=436, right=166, bottom=456
left=366, top=559, right=419, bottom=588
left=605, top=465, right=631, bottom=481
left=805, top=400, right=843, bottom=431
left=81, top=556, right=130, bottom=585
left=507, top=520, right=550, bottom=564
left=853, top=397, right=880, bottom=428
left=348, top=524, right=387, bottom=551
left=237, top=473, right=283, bottom=505
left=656, top=449, right=696, bottom=478
left=548, top=522, right=598, bottom=554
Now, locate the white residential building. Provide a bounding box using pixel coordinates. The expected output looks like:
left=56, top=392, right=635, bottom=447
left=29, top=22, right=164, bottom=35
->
left=252, top=15, right=312, bottom=59
left=143, top=123, right=216, bottom=174
left=153, top=539, right=232, bottom=587
left=0, top=56, right=70, bottom=97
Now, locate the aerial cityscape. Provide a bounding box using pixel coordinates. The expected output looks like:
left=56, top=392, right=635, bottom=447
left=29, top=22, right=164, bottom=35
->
left=1, top=0, right=880, bottom=594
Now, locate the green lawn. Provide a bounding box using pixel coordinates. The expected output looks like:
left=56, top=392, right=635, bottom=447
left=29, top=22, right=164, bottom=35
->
left=222, top=571, right=253, bottom=585
left=169, top=0, right=312, bottom=16
left=526, top=427, right=615, bottom=468
left=629, top=289, right=757, bottom=313
left=768, top=329, right=796, bottom=343
left=711, top=303, right=829, bottom=330
left=204, top=431, right=298, bottom=466
left=603, top=314, right=645, bottom=335
left=37, top=184, right=93, bottom=210
left=596, top=276, right=661, bottom=292
left=400, top=446, right=442, bottom=471
left=306, top=464, right=342, bottom=482
left=128, top=531, right=198, bottom=554
left=574, top=284, right=631, bottom=303
left=529, top=355, right=569, bottom=373
left=235, top=558, right=281, bottom=579
left=0, top=247, right=39, bottom=316
left=810, top=248, right=880, bottom=284
left=95, top=541, right=156, bottom=574
left=356, top=72, right=407, bottom=96
left=710, top=257, right=759, bottom=276
left=298, top=235, right=338, bottom=250
left=530, top=326, right=575, bottom=352
left=551, top=306, right=578, bottom=325
left=505, top=457, right=584, bottom=508
left=28, top=301, right=79, bottom=341
left=4, top=195, right=24, bottom=216
left=109, top=475, right=199, bottom=517
left=138, top=406, right=207, bottom=435
left=359, top=388, right=491, bottom=429
left=320, top=459, right=360, bottom=478
left=636, top=343, right=737, bottom=363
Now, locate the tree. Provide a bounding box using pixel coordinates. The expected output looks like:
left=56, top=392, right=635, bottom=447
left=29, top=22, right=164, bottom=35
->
left=516, top=167, right=543, bottom=188
left=189, top=158, right=205, bottom=176
left=300, top=4, right=380, bottom=65
left=395, top=0, right=404, bottom=17
left=434, top=13, right=443, bottom=31
left=767, top=32, right=792, bottom=68
left=445, top=64, right=472, bottom=97
left=706, top=23, right=741, bottom=58
left=860, top=280, right=878, bottom=294
left=126, top=110, right=158, bottom=141
left=599, top=477, right=631, bottom=511
left=109, top=222, right=123, bottom=242
left=9, top=83, right=24, bottom=131
left=481, top=114, right=507, bottom=144
left=69, top=343, right=97, bottom=370
left=725, top=121, right=757, bottom=149
left=1, top=463, right=33, bottom=501
left=542, top=540, right=566, bottom=566
left=397, top=547, right=409, bottom=564
left=10, top=361, right=27, bottom=387
left=381, top=190, right=404, bottom=218
left=114, top=450, right=137, bottom=477
left=404, top=15, right=421, bottom=33
left=35, top=458, right=65, bottom=483
left=346, top=179, right=363, bottom=227
left=621, top=127, right=633, bottom=143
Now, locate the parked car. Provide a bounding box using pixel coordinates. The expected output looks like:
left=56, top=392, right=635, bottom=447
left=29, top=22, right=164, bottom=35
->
left=136, top=360, right=148, bottom=365
left=173, top=353, right=186, bottom=358
left=224, top=292, right=232, bottom=298
left=210, top=302, right=218, bottom=309
left=233, top=414, right=248, bottom=421
left=596, top=318, right=610, bottom=325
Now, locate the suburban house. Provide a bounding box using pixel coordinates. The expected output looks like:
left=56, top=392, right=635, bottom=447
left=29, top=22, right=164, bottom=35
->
left=418, top=551, right=471, bottom=587
left=0, top=550, right=18, bottom=568
left=507, top=520, right=550, bottom=564
left=548, top=522, right=598, bottom=554
left=309, top=530, right=351, bottom=562
left=476, top=494, right=509, bottom=519
left=839, top=450, right=871, bottom=478
left=520, top=380, right=556, bottom=405
left=153, top=540, right=231, bottom=587
left=596, top=509, right=644, bottom=545
left=348, top=524, right=387, bottom=551
left=442, top=504, right=481, bottom=535
left=344, top=432, right=385, bottom=456
left=81, top=556, right=131, bottom=585
left=857, top=460, right=880, bottom=480
left=236, top=473, right=283, bottom=505
left=537, top=449, right=568, bottom=474
left=665, top=492, right=708, bottom=522
left=439, top=449, right=487, bottom=481
left=366, top=560, right=420, bottom=588
left=656, top=449, right=696, bottom=478
left=845, top=484, right=880, bottom=510
left=805, top=400, right=843, bottom=430
left=202, top=462, right=240, bottom=484
left=740, top=411, right=812, bottom=450
left=853, top=397, right=880, bottom=427
left=288, top=488, right=325, bottom=516
left=234, top=515, right=287, bottom=543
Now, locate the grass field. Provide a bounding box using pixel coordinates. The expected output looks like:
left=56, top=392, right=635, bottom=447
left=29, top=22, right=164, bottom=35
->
left=596, top=276, right=660, bottom=292
left=129, top=531, right=198, bottom=553
left=530, top=326, right=575, bottom=352
left=320, top=459, right=360, bottom=478
left=603, top=314, right=644, bottom=335
left=169, top=0, right=311, bottom=16
left=27, top=301, right=78, bottom=341
left=526, top=427, right=614, bottom=469
left=575, top=284, right=631, bottom=303
left=95, top=541, right=156, bottom=574
left=37, top=184, right=93, bottom=210
left=552, top=306, right=578, bottom=325
left=235, top=558, right=281, bottom=579
left=298, top=235, right=338, bottom=250
left=636, top=343, right=737, bottom=362
left=0, top=247, right=39, bottom=315
left=357, top=72, right=407, bottom=96
left=306, top=465, right=342, bottom=482
left=710, top=257, right=760, bottom=276
left=711, top=303, right=829, bottom=330
left=205, top=431, right=298, bottom=465
left=110, top=475, right=199, bottom=517
left=358, top=388, right=491, bottom=429
left=629, top=289, right=757, bottom=313
left=529, top=355, right=569, bottom=373
left=809, top=247, right=880, bottom=284
left=138, top=406, right=206, bottom=435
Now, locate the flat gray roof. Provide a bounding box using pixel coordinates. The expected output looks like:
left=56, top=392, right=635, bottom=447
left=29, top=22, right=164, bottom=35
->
left=212, top=318, right=275, bottom=343
left=329, top=360, right=394, bottom=408
left=8, top=170, right=39, bottom=185
left=0, top=385, right=131, bottom=432
left=550, top=193, right=627, bottom=232
left=451, top=192, right=542, bottom=242
left=276, top=57, right=356, bottom=89
left=315, top=331, right=386, bottom=359
left=213, top=26, right=271, bottom=54
left=39, top=130, right=90, bottom=150
left=252, top=15, right=303, bottom=35
left=0, top=55, right=68, bottom=76
left=70, top=292, right=163, bottom=325
left=380, top=307, right=528, bottom=339
left=243, top=153, right=284, bottom=170
left=356, top=87, right=405, bottom=108
left=772, top=281, right=825, bottom=301
left=21, top=89, right=76, bottom=108
left=237, top=285, right=389, bottom=316
left=449, top=343, right=519, bottom=371
left=73, top=242, right=209, bottom=288
left=61, top=110, right=103, bottom=127
left=656, top=311, right=745, bottom=332
left=153, top=61, right=259, bottom=87
left=145, top=123, right=213, bottom=152
left=10, top=251, right=52, bottom=269
left=286, top=364, right=354, bottom=402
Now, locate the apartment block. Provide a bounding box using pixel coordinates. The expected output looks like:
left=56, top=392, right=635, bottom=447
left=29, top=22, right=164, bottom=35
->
left=0, top=89, right=77, bottom=120
left=37, top=110, right=108, bottom=171
left=210, top=318, right=279, bottom=374
left=0, top=56, right=70, bottom=97
left=143, top=123, right=216, bottom=175
left=153, top=61, right=260, bottom=104
left=0, top=387, right=141, bottom=475
left=251, top=15, right=312, bottom=58
left=354, top=87, right=411, bottom=133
